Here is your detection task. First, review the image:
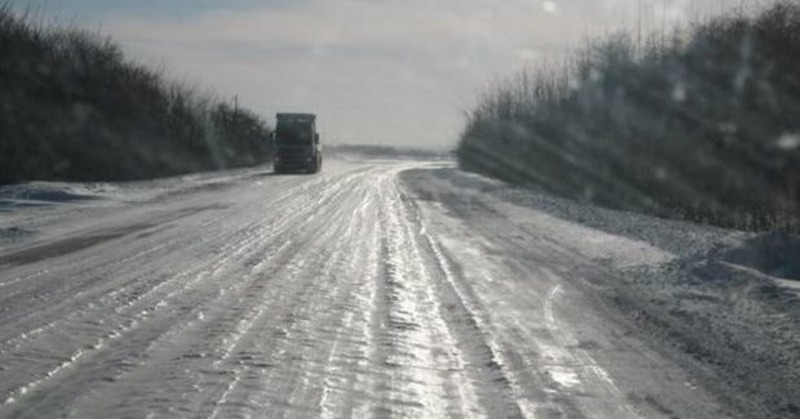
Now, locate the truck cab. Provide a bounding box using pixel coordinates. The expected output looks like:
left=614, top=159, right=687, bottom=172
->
left=272, top=113, right=322, bottom=174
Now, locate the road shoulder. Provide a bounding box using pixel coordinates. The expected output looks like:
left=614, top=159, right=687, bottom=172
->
left=400, top=167, right=799, bottom=419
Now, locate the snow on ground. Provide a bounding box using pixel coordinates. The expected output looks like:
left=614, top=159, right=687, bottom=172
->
left=0, top=164, right=272, bottom=208
left=1, top=159, right=798, bottom=418
left=0, top=158, right=733, bottom=418
left=401, top=167, right=800, bottom=418
left=0, top=164, right=274, bottom=251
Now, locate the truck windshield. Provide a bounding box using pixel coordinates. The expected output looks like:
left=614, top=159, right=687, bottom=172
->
left=276, top=125, right=312, bottom=145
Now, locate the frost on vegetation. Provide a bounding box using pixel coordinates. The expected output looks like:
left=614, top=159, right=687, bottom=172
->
left=457, top=2, right=800, bottom=232
left=0, top=5, right=274, bottom=184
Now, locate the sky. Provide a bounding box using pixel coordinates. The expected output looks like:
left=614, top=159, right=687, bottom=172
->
left=11, top=0, right=774, bottom=149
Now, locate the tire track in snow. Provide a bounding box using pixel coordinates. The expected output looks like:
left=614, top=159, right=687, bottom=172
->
left=0, top=169, right=366, bottom=417
left=540, top=274, right=642, bottom=418
left=367, top=169, right=488, bottom=418
left=223, top=173, right=382, bottom=416
left=197, top=171, right=383, bottom=418
left=421, top=226, right=641, bottom=418
left=407, top=195, right=533, bottom=419
left=89, top=169, right=372, bottom=418
left=207, top=183, right=363, bottom=418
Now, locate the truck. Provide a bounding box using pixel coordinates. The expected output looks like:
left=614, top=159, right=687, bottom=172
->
left=272, top=113, right=322, bottom=174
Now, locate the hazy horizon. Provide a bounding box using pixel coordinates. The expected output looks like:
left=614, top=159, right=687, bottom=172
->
left=12, top=0, right=775, bottom=149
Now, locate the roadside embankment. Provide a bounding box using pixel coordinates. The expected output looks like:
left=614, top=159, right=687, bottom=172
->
left=457, top=2, right=800, bottom=232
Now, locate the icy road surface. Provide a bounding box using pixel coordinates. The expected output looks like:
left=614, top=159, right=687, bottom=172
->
left=0, top=159, right=728, bottom=418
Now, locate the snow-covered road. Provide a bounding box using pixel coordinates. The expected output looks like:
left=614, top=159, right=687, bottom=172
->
left=0, top=159, right=728, bottom=418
